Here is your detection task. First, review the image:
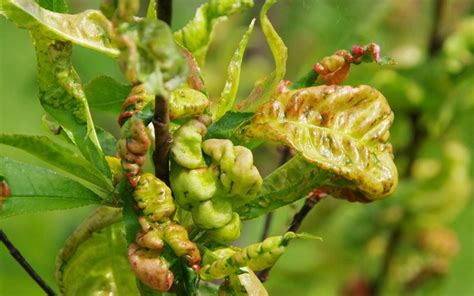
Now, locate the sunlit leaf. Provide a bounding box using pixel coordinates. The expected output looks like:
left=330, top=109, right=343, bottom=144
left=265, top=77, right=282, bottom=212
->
left=169, top=87, right=210, bottom=120
left=242, top=85, right=397, bottom=208
left=236, top=0, right=287, bottom=111
left=214, top=18, right=255, bottom=120
left=173, top=0, right=254, bottom=66
left=0, top=157, right=102, bottom=219
left=0, top=134, right=113, bottom=195
left=56, top=206, right=140, bottom=296
left=0, top=0, right=119, bottom=57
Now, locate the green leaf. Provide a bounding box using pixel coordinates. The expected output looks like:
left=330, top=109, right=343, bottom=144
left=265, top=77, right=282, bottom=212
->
left=205, top=111, right=254, bottom=140
left=236, top=0, right=287, bottom=111
left=0, top=157, right=102, bottom=219
left=56, top=206, right=140, bottom=296
left=118, top=18, right=188, bottom=95
left=0, top=0, right=119, bottom=57
left=242, top=85, right=398, bottom=206
left=237, top=155, right=331, bottom=219
left=173, top=0, right=254, bottom=66
left=85, top=76, right=133, bottom=114
left=146, top=0, right=157, bottom=20
left=0, top=134, right=113, bottom=195
left=214, top=19, right=255, bottom=120
left=38, top=0, right=68, bottom=13
left=32, top=34, right=111, bottom=178
left=169, top=87, right=210, bottom=120
left=96, top=126, right=117, bottom=157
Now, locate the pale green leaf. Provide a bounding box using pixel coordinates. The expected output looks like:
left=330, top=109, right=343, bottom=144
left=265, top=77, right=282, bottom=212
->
left=242, top=85, right=398, bottom=208
left=0, top=134, right=113, bottom=195
left=173, top=0, right=254, bottom=66
left=146, top=0, right=157, bottom=20
left=0, top=157, right=102, bottom=219
left=32, top=34, right=111, bottom=178
left=56, top=206, right=140, bottom=296
left=85, top=76, right=132, bottom=114
left=236, top=0, right=287, bottom=111
left=214, top=19, right=255, bottom=120
left=0, top=0, right=119, bottom=57
left=169, top=87, right=210, bottom=120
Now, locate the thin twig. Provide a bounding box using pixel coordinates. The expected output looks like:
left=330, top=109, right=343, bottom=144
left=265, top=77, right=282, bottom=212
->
left=260, top=146, right=292, bottom=241
left=428, top=0, right=447, bottom=57
left=258, top=189, right=325, bottom=282
left=152, top=1, right=173, bottom=184
left=0, top=230, right=56, bottom=296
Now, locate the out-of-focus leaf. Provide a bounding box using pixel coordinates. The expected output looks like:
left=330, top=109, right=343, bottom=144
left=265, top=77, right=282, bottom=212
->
left=32, top=34, right=111, bottom=178
left=118, top=18, right=188, bottom=95
left=237, top=155, right=331, bottom=219
left=236, top=0, right=287, bottom=112
left=146, top=0, right=157, bottom=20
left=85, top=76, right=132, bottom=114
left=242, top=85, right=398, bottom=203
left=0, top=134, right=113, bottom=195
left=0, top=0, right=119, bottom=57
left=214, top=19, right=255, bottom=120
left=0, top=157, right=102, bottom=219
left=38, top=0, right=68, bottom=13
left=205, top=111, right=254, bottom=140
left=173, top=0, right=254, bottom=66
left=169, top=87, right=210, bottom=120
left=56, top=206, right=140, bottom=296
left=443, top=17, right=474, bottom=74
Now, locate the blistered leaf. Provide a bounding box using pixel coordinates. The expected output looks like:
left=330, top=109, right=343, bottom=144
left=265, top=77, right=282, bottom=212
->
left=117, top=18, right=188, bottom=95
left=0, top=0, right=119, bottom=57
left=173, top=0, right=254, bottom=66
left=0, top=134, right=113, bottom=195
left=56, top=207, right=140, bottom=296
left=85, top=76, right=133, bottom=114
left=32, top=35, right=111, bottom=178
left=236, top=0, right=287, bottom=111
left=214, top=19, right=255, bottom=120
left=242, top=85, right=397, bottom=204
left=169, top=87, right=210, bottom=120
left=0, top=157, right=102, bottom=219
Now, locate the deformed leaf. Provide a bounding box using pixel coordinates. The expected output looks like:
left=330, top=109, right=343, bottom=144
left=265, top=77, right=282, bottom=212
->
left=85, top=76, right=133, bottom=114
left=242, top=85, right=398, bottom=204
left=0, top=134, right=113, bottom=195
left=173, top=0, right=254, bottom=66
left=0, top=157, right=102, bottom=219
left=56, top=206, right=140, bottom=296
left=0, top=0, right=119, bottom=57
left=236, top=0, right=287, bottom=112
left=214, top=19, right=255, bottom=120
left=169, top=87, right=210, bottom=120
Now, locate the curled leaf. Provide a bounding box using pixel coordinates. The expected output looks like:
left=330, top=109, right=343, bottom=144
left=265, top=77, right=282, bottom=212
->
left=174, top=0, right=254, bottom=66
left=243, top=85, right=398, bottom=204
left=214, top=19, right=255, bottom=120
left=169, top=87, right=210, bottom=120
left=0, top=0, right=118, bottom=57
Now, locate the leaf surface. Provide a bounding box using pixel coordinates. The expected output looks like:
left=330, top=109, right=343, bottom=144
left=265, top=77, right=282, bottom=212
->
left=242, top=85, right=398, bottom=208
left=173, top=0, right=254, bottom=66
left=0, top=157, right=102, bottom=219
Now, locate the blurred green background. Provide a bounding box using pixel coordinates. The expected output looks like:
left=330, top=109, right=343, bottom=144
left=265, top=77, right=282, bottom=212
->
left=1, top=0, right=473, bottom=295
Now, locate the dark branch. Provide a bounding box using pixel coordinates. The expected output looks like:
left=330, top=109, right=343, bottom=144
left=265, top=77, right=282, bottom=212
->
left=260, top=146, right=293, bottom=241
left=428, top=0, right=447, bottom=57
left=258, top=189, right=325, bottom=282
left=0, top=230, right=56, bottom=296
left=152, top=94, right=171, bottom=185
left=157, top=0, right=173, bottom=26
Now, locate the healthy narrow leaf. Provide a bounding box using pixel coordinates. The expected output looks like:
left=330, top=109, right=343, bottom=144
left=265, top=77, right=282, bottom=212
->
left=236, top=0, right=288, bottom=111
left=173, top=0, right=254, bottom=66
left=96, top=126, right=117, bottom=157
left=0, top=157, right=102, bottom=219
left=146, top=0, right=158, bottom=20
left=214, top=19, right=255, bottom=120
left=205, top=111, right=254, bottom=140
left=85, top=76, right=133, bottom=114
left=242, top=85, right=398, bottom=207
left=32, top=34, right=111, bottom=178
left=56, top=207, right=140, bottom=296
left=0, top=0, right=119, bottom=57
left=0, top=134, right=113, bottom=194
